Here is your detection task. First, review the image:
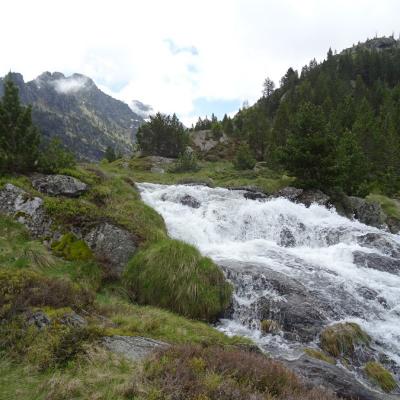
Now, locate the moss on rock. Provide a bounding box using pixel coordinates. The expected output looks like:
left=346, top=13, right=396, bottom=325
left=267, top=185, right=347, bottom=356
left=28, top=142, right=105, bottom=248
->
left=320, top=322, right=370, bottom=358
left=52, top=233, right=93, bottom=261
left=364, top=361, right=397, bottom=392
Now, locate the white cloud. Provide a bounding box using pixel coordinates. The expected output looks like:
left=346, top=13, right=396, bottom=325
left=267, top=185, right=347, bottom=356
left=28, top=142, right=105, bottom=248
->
left=1, top=0, right=400, bottom=125
left=52, top=76, right=89, bottom=94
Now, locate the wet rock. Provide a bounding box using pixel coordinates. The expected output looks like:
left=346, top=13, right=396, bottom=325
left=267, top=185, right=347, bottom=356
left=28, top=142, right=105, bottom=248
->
left=179, top=194, right=201, bottom=208
left=297, top=189, right=330, bottom=207
left=26, top=310, right=51, bottom=329
left=84, top=223, right=137, bottom=276
left=243, top=191, right=268, bottom=201
left=279, top=227, right=296, bottom=247
left=0, top=183, right=52, bottom=237
left=220, top=261, right=327, bottom=342
left=277, top=186, right=304, bottom=201
left=286, top=355, right=395, bottom=400
left=32, top=174, right=88, bottom=197
left=103, top=336, right=169, bottom=361
left=387, top=217, right=400, bottom=234
left=357, top=233, right=400, bottom=258
left=346, top=197, right=387, bottom=229
left=353, top=251, right=400, bottom=275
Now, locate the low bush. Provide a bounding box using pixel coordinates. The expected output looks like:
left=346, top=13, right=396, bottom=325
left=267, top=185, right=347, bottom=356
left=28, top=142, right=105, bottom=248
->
left=0, top=269, right=94, bottom=319
left=127, top=344, right=338, bottom=400
left=320, top=322, right=370, bottom=358
left=234, top=143, right=256, bottom=170
left=124, top=239, right=232, bottom=321
left=171, top=150, right=200, bottom=172
left=364, top=361, right=397, bottom=392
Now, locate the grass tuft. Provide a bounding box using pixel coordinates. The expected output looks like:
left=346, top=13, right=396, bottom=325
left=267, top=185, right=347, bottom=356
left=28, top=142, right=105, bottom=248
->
left=364, top=361, right=397, bottom=392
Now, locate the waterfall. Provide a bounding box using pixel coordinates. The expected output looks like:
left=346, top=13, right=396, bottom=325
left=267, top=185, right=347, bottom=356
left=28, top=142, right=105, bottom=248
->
left=137, top=183, right=400, bottom=369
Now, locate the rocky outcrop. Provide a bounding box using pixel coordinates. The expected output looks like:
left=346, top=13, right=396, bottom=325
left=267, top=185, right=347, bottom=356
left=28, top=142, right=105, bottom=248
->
left=243, top=191, right=268, bottom=201
left=32, top=174, right=88, bottom=197
left=84, top=223, right=137, bottom=276
left=276, top=186, right=304, bottom=201
left=353, top=251, right=400, bottom=275
left=286, top=355, right=395, bottom=400
left=0, top=184, right=52, bottom=237
left=103, top=336, right=169, bottom=361
left=297, top=189, right=331, bottom=207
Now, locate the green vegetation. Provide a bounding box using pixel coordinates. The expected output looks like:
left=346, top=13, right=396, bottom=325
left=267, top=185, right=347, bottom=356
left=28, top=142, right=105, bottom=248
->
left=364, top=361, right=397, bottom=392
left=170, top=149, right=200, bottom=172
left=366, top=194, right=400, bottom=219
left=234, top=143, right=257, bottom=170
left=51, top=233, right=93, bottom=261
left=130, top=344, right=338, bottom=400
left=304, top=348, right=335, bottom=365
left=260, top=319, right=280, bottom=334
left=320, top=322, right=370, bottom=358
left=124, top=239, right=232, bottom=321
left=137, top=112, right=188, bottom=157
left=38, top=137, right=76, bottom=173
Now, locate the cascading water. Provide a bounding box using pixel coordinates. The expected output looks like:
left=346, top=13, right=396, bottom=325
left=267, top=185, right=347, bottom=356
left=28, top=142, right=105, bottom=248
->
left=137, top=183, right=400, bottom=378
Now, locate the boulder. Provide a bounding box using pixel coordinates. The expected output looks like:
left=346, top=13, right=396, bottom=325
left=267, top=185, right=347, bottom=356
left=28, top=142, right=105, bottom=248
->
left=277, top=186, right=304, bottom=201
left=279, top=227, right=296, bottom=247
left=103, top=336, right=169, bottom=361
left=353, top=251, right=400, bottom=275
left=32, top=174, right=88, bottom=197
left=387, top=217, right=400, bottom=234
left=179, top=194, right=201, bottom=209
left=297, top=189, right=330, bottom=207
left=286, top=355, right=395, bottom=400
left=243, top=191, right=268, bottom=201
left=84, top=223, right=137, bottom=276
left=346, top=197, right=387, bottom=229
left=150, top=166, right=165, bottom=174
left=26, top=310, right=51, bottom=329
left=0, top=183, right=52, bottom=237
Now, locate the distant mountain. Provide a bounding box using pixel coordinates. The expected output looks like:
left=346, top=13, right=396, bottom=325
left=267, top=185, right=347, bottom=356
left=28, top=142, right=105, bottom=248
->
left=130, top=100, right=154, bottom=120
left=0, top=72, right=145, bottom=161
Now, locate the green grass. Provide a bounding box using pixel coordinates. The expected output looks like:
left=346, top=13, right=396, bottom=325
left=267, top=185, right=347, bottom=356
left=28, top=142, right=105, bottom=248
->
left=320, top=322, right=370, bottom=358
left=124, top=239, right=232, bottom=321
left=364, top=361, right=397, bottom=392
left=367, top=194, right=400, bottom=219
left=304, top=348, right=335, bottom=365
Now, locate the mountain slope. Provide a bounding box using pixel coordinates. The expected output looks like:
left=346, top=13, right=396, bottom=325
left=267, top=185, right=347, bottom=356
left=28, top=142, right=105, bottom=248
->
left=0, top=72, right=144, bottom=161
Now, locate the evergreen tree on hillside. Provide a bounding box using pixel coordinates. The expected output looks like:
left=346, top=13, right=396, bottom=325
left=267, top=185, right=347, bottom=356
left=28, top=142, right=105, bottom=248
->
left=0, top=75, right=40, bottom=173
left=137, top=112, right=188, bottom=157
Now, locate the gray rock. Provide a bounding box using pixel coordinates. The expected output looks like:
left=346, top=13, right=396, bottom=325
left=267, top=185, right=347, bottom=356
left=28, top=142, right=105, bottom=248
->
left=26, top=310, right=51, bottom=329
left=357, top=233, right=400, bottom=258
left=179, top=194, right=201, bottom=209
left=59, top=312, right=87, bottom=327
left=150, top=166, right=165, bottom=174
left=243, top=191, right=268, bottom=201
left=387, top=217, right=400, bottom=234
left=279, top=227, right=296, bottom=247
left=297, top=189, right=331, bottom=207
left=347, top=197, right=387, bottom=229
left=0, top=184, right=52, bottom=237
left=84, top=223, right=137, bottom=276
left=32, top=174, right=88, bottom=197
left=286, top=355, right=396, bottom=400
left=103, top=336, right=169, bottom=361
left=277, top=186, right=304, bottom=201
left=353, top=251, right=400, bottom=275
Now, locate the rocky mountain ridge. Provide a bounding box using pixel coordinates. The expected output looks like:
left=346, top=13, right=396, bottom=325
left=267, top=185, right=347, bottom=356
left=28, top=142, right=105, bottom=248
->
left=0, top=72, right=145, bottom=161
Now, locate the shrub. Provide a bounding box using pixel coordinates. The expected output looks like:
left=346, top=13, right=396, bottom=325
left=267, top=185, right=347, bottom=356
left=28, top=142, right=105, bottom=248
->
left=130, top=344, right=338, bottom=400
left=124, top=239, right=232, bottom=321
left=51, top=233, right=93, bottom=261
left=364, top=361, right=397, bottom=392
left=234, top=143, right=256, bottom=170
left=38, top=137, right=76, bottom=173
left=320, top=322, right=370, bottom=358
left=171, top=149, right=200, bottom=172
left=0, top=270, right=94, bottom=319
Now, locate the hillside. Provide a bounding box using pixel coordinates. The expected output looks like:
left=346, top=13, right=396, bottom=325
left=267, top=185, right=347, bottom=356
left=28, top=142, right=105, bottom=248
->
left=0, top=72, right=144, bottom=161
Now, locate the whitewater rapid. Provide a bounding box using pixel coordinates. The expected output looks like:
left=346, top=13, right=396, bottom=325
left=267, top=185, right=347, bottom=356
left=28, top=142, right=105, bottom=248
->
left=137, top=183, right=400, bottom=366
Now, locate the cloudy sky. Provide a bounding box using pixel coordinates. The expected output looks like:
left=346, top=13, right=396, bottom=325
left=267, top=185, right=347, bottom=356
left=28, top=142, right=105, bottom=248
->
left=1, top=0, right=400, bottom=125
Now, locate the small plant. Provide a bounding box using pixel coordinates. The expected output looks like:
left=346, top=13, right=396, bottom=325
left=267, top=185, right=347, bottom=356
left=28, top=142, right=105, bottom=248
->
left=38, top=138, right=76, bottom=173
left=364, top=361, right=397, bottom=392
left=51, top=233, right=93, bottom=261
left=233, top=143, right=256, bottom=170
left=260, top=319, right=281, bottom=334
left=304, top=348, right=335, bottom=364
left=320, top=322, right=370, bottom=358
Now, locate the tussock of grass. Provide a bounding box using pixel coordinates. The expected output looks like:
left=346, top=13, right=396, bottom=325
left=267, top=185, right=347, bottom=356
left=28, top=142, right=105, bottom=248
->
left=364, top=361, right=397, bottom=392
left=320, top=322, right=370, bottom=358
left=304, top=348, right=335, bottom=365
left=124, top=239, right=232, bottom=321
left=51, top=233, right=93, bottom=261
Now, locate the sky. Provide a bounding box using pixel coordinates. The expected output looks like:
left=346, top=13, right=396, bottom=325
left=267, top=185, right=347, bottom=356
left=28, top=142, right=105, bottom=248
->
left=1, top=0, right=400, bottom=126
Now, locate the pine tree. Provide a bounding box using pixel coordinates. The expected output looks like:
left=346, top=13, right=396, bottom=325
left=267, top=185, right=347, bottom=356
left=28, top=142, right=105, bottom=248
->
left=0, top=75, right=40, bottom=173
